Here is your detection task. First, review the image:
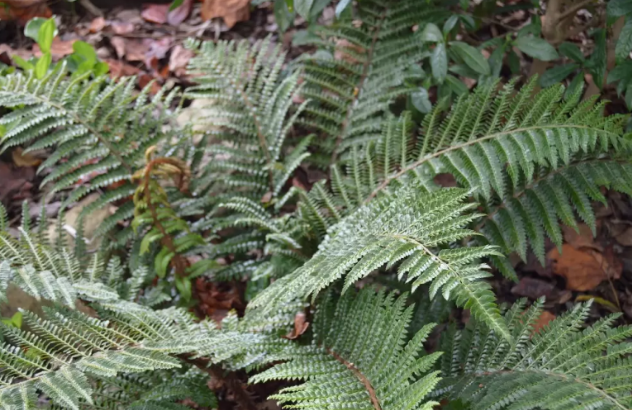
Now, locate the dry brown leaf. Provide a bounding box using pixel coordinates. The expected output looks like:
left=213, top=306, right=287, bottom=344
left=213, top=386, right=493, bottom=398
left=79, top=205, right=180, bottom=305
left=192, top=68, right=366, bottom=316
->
left=34, top=38, right=76, bottom=60
left=201, top=0, right=250, bottom=28
left=110, top=37, right=126, bottom=59
left=124, top=39, right=151, bottom=62
left=532, top=311, right=556, bottom=334
left=105, top=59, right=142, bottom=78
left=111, top=21, right=135, bottom=35
left=283, top=312, right=310, bottom=340
left=141, top=3, right=169, bottom=24
left=548, top=244, right=621, bottom=291
left=562, top=223, right=601, bottom=250
left=0, top=161, right=34, bottom=202
left=89, top=16, right=106, bottom=33
left=168, top=44, right=194, bottom=74
left=167, top=0, right=193, bottom=25
left=11, top=147, right=42, bottom=167
left=0, top=0, right=51, bottom=24
left=511, top=276, right=557, bottom=300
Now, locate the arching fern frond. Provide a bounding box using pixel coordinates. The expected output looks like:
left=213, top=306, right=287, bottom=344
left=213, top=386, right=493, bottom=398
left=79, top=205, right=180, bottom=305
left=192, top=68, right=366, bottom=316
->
left=436, top=298, right=632, bottom=410
left=0, top=66, right=180, bottom=238
left=184, top=37, right=309, bottom=202
left=250, top=187, right=510, bottom=340
left=298, top=0, right=447, bottom=162
left=251, top=288, right=443, bottom=410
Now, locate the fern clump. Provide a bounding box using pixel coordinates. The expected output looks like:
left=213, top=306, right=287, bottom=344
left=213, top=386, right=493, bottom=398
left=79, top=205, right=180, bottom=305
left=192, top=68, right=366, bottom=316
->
left=0, top=5, right=631, bottom=409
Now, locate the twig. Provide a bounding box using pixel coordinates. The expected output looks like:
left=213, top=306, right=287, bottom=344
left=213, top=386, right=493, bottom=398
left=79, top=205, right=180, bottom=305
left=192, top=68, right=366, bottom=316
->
left=79, top=0, right=103, bottom=17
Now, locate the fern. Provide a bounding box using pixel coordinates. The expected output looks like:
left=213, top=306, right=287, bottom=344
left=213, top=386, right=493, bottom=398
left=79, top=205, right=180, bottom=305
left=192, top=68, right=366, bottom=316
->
left=283, top=79, right=631, bottom=278
left=250, top=187, right=510, bottom=340
left=298, top=0, right=447, bottom=162
left=251, top=287, right=442, bottom=410
left=0, top=66, right=181, bottom=239
left=436, top=298, right=632, bottom=410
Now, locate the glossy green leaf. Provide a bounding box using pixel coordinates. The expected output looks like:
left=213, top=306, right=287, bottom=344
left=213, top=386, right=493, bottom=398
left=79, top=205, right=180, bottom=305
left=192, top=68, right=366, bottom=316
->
left=443, top=15, right=459, bottom=35
left=420, top=23, right=443, bottom=43
left=72, top=40, right=97, bottom=62
left=558, top=42, right=584, bottom=63
left=445, top=74, right=468, bottom=95
left=564, top=73, right=584, bottom=99
left=616, top=17, right=632, bottom=64
left=37, top=18, right=56, bottom=54
left=94, top=61, right=109, bottom=76
left=450, top=41, right=490, bottom=75
left=515, top=36, right=559, bottom=61
left=294, top=0, right=313, bottom=19
left=24, top=17, right=55, bottom=42
left=607, top=0, right=632, bottom=17
left=169, top=0, right=183, bottom=11
left=431, top=43, right=447, bottom=83
left=274, top=0, right=294, bottom=32
left=411, top=87, right=432, bottom=113
left=34, top=52, right=51, bottom=79
left=12, top=55, right=34, bottom=71
left=335, top=0, right=351, bottom=16
left=539, top=63, right=578, bottom=87
left=587, top=29, right=607, bottom=89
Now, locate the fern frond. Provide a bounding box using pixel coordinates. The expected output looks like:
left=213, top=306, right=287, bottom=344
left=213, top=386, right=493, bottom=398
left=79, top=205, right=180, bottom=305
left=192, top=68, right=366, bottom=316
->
left=250, top=187, right=510, bottom=340
left=437, top=298, right=632, bottom=410
left=0, top=66, right=180, bottom=236
left=251, top=288, right=442, bottom=410
left=299, top=0, right=447, bottom=162
left=185, top=37, right=307, bottom=201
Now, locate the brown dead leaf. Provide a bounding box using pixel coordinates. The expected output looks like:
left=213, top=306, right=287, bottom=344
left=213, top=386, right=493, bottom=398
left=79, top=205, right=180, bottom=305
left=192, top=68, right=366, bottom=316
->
left=616, top=226, right=632, bottom=247
left=201, top=0, right=250, bottom=28
left=124, top=39, right=151, bottom=62
left=110, top=37, right=126, bottom=59
left=0, top=0, right=51, bottom=24
left=34, top=38, right=76, bottom=60
left=532, top=311, right=555, bottom=334
left=168, top=0, right=193, bottom=25
left=105, top=59, right=142, bottom=78
left=511, top=277, right=557, bottom=300
left=562, top=223, right=601, bottom=251
left=283, top=312, right=310, bottom=340
left=141, top=3, right=169, bottom=24
left=89, top=16, right=106, bottom=33
left=11, top=147, right=42, bottom=167
left=168, top=44, right=194, bottom=75
left=145, top=37, right=172, bottom=69
left=111, top=21, right=135, bottom=35
left=0, top=44, right=32, bottom=63
left=138, top=73, right=162, bottom=94
left=548, top=244, right=621, bottom=291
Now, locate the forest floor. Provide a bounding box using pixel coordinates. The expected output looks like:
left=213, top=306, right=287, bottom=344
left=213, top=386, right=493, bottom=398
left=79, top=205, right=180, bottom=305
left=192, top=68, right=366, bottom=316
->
left=1, top=2, right=632, bottom=406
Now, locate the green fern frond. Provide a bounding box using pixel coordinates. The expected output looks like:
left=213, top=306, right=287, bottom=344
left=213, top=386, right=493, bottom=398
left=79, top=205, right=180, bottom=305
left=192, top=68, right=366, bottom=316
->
left=298, top=0, right=447, bottom=162
left=250, top=187, right=510, bottom=340
left=185, top=37, right=308, bottom=202
left=0, top=66, right=180, bottom=236
left=437, top=298, right=632, bottom=410
left=251, top=288, right=442, bottom=410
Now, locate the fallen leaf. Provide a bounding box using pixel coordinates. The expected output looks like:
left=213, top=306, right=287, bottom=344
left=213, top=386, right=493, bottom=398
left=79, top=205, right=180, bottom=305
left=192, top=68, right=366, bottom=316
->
left=562, top=223, right=601, bottom=251
left=532, top=310, right=555, bottom=334
left=110, top=37, right=126, bottom=59
left=283, top=312, right=310, bottom=340
left=201, top=0, right=250, bottom=28
left=0, top=0, right=51, bottom=24
left=168, top=44, right=194, bottom=74
left=34, top=38, right=75, bottom=60
left=576, top=294, right=620, bottom=312
left=334, top=38, right=365, bottom=64
left=168, top=0, right=193, bottom=25
left=141, top=3, right=169, bottom=24
left=548, top=244, right=621, bottom=291
left=11, top=147, right=42, bottom=167
left=124, top=39, right=151, bottom=62
left=145, top=37, right=172, bottom=69
left=105, top=59, right=142, bottom=78
left=89, top=16, right=106, bottom=33
left=111, top=21, right=135, bottom=35
left=616, top=226, right=632, bottom=246
left=0, top=44, right=32, bottom=63
left=138, top=73, right=162, bottom=94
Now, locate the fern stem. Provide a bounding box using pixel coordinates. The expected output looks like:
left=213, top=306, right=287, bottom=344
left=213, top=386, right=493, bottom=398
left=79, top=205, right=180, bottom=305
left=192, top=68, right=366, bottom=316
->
left=366, top=124, right=619, bottom=202
left=330, top=7, right=389, bottom=164
left=326, top=347, right=382, bottom=410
